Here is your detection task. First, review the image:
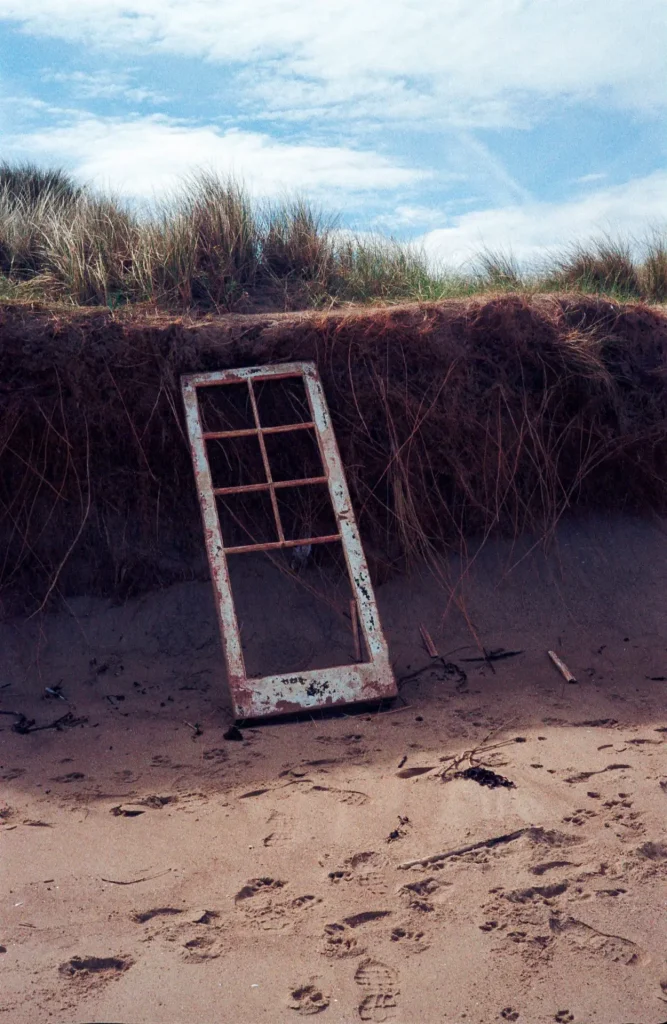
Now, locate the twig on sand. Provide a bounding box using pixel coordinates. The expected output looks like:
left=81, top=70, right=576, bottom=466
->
left=397, top=827, right=530, bottom=870
left=2, top=710, right=87, bottom=734
left=461, top=648, right=524, bottom=664
left=10, top=711, right=87, bottom=735
left=548, top=650, right=577, bottom=684
left=437, top=736, right=516, bottom=781
left=101, top=869, right=172, bottom=885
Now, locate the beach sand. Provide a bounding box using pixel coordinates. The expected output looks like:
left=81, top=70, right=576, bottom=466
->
left=2, top=516, right=667, bottom=1024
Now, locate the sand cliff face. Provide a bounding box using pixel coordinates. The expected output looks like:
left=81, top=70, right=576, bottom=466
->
left=1, top=516, right=666, bottom=1023
left=1, top=295, right=666, bottom=614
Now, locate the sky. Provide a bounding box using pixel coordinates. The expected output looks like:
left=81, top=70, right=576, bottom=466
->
left=0, top=0, right=665, bottom=267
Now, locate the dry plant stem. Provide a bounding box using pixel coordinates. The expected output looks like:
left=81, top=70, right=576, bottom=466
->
left=420, top=624, right=438, bottom=658
left=397, top=828, right=530, bottom=870
left=29, top=417, right=91, bottom=617
left=100, top=870, right=172, bottom=885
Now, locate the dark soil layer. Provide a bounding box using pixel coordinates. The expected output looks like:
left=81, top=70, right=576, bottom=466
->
left=1, top=294, right=666, bottom=612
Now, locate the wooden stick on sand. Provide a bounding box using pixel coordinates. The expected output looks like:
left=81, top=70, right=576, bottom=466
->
left=548, top=650, right=577, bottom=684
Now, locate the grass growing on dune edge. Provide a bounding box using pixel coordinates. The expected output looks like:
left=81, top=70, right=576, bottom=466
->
left=1, top=292, right=666, bottom=612
left=1, top=162, right=666, bottom=312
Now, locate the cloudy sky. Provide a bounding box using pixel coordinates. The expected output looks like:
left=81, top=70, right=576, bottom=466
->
left=0, top=0, right=665, bottom=265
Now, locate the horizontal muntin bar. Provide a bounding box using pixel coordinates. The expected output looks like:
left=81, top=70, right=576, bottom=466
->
left=224, top=533, right=341, bottom=555
left=213, top=475, right=328, bottom=496
left=203, top=421, right=315, bottom=440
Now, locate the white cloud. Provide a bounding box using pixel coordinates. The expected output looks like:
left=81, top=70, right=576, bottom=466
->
left=6, top=114, right=427, bottom=198
left=43, top=70, right=168, bottom=104
left=575, top=173, right=608, bottom=185
left=418, top=171, right=667, bottom=267
left=0, top=1, right=665, bottom=126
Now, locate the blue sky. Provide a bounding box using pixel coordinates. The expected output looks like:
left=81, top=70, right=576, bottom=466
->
left=0, top=0, right=665, bottom=266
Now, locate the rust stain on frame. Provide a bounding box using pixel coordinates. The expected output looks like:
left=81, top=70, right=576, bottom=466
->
left=181, top=361, right=396, bottom=720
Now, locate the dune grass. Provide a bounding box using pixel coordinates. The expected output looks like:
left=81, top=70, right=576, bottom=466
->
left=0, top=162, right=665, bottom=311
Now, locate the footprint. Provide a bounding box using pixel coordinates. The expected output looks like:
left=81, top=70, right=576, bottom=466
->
left=562, top=809, right=597, bottom=827
left=399, top=876, right=449, bottom=912
left=354, top=958, right=399, bottom=1022
left=506, top=883, right=568, bottom=904
left=554, top=1012, right=574, bottom=1023
left=194, top=910, right=219, bottom=924
left=328, top=852, right=388, bottom=895
left=235, top=878, right=286, bottom=902
left=343, top=911, right=391, bottom=928
left=59, top=955, right=133, bottom=980
left=549, top=915, right=642, bottom=965
left=320, top=922, right=364, bottom=959
left=235, top=877, right=289, bottom=930
left=320, top=910, right=390, bottom=959
left=530, top=861, right=577, bottom=876
left=501, top=1010, right=519, bottom=1022
left=50, top=772, right=85, bottom=783
left=202, top=748, right=227, bottom=762
left=181, top=934, right=222, bottom=961
left=263, top=811, right=294, bottom=848
left=637, top=840, right=667, bottom=861
left=289, top=981, right=330, bottom=1015
left=132, top=907, right=183, bottom=924
left=235, top=878, right=318, bottom=931
left=264, top=829, right=293, bottom=848
left=328, top=869, right=353, bottom=883
left=154, top=909, right=225, bottom=960
left=390, top=924, right=429, bottom=953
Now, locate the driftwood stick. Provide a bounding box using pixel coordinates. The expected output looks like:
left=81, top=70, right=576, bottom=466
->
left=548, top=650, right=577, bottom=684
left=397, top=827, right=529, bottom=870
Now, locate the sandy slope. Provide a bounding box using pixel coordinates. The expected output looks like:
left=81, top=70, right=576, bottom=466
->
left=2, top=516, right=667, bottom=1024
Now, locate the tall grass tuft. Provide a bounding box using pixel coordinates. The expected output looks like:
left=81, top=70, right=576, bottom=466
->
left=0, top=162, right=82, bottom=205
left=38, top=196, right=139, bottom=305
left=640, top=234, right=667, bottom=302
left=136, top=175, right=262, bottom=308
left=474, top=248, right=524, bottom=290
left=262, top=200, right=337, bottom=285
left=553, top=237, right=642, bottom=298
